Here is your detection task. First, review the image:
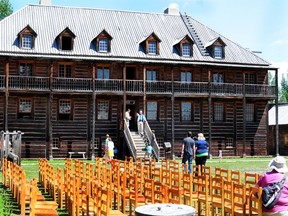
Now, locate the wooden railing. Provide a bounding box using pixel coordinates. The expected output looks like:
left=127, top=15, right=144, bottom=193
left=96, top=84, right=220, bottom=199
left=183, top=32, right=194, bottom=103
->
left=123, top=119, right=137, bottom=160
left=144, top=121, right=160, bottom=161
left=0, top=75, right=276, bottom=98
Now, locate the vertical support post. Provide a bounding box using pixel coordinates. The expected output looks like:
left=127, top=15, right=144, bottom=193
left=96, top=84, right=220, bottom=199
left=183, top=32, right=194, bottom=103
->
left=275, top=68, right=279, bottom=156
left=48, top=62, right=54, bottom=160
left=242, top=72, right=246, bottom=157
left=5, top=61, right=9, bottom=131
left=123, top=64, right=127, bottom=118
left=143, top=67, right=146, bottom=114
left=208, top=69, right=212, bottom=159
left=171, top=67, right=175, bottom=160
left=91, top=64, right=96, bottom=161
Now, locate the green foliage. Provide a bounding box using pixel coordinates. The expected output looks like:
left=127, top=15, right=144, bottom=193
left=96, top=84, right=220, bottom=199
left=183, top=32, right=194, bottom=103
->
left=268, top=71, right=275, bottom=86
left=0, top=0, right=13, bottom=20
left=279, top=73, right=288, bottom=102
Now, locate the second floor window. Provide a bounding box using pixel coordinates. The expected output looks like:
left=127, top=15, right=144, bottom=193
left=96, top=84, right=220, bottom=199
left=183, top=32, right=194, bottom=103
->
left=99, top=38, right=109, bottom=52
left=22, top=35, right=33, bottom=49
left=146, top=69, right=157, bottom=81
left=182, top=44, right=191, bottom=57
left=181, top=70, right=192, bottom=83
left=181, top=102, right=192, bottom=121
left=59, top=64, right=72, bottom=78
left=213, top=72, right=224, bottom=83
left=19, top=63, right=33, bottom=76
left=147, top=101, right=157, bottom=120
left=214, top=103, right=224, bottom=122
left=59, top=99, right=72, bottom=120
left=97, top=100, right=109, bottom=120
left=97, top=66, right=110, bottom=79
left=245, top=103, right=255, bottom=122
left=245, top=73, right=256, bottom=84
left=148, top=41, right=157, bottom=55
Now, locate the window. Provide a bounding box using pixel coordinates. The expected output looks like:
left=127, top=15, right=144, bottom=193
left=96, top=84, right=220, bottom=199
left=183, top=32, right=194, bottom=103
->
left=148, top=41, right=157, bottom=55
left=99, top=38, right=109, bottom=52
left=97, top=66, right=110, bottom=79
left=214, top=45, right=223, bottom=58
left=97, top=100, right=109, bottom=120
left=52, top=138, right=60, bottom=149
left=19, top=63, right=33, bottom=76
left=18, top=97, right=33, bottom=119
left=214, top=103, right=224, bottom=122
left=59, top=63, right=72, bottom=78
left=62, top=36, right=73, bottom=50
left=245, top=103, right=255, bottom=122
left=59, top=99, right=72, bottom=120
left=147, top=101, right=157, bottom=120
left=181, top=70, right=192, bottom=83
left=181, top=102, right=192, bottom=121
left=245, top=73, right=256, bottom=84
left=225, top=138, right=234, bottom=148
left=182, top=43, right=191, bottom=57
left=22, top=35, right=33, bottom=49
left=212, top=72, right=224, bottom=83
left=57, top=27, right=75, bottom=51
left=146, top=69, right=157, bottom=81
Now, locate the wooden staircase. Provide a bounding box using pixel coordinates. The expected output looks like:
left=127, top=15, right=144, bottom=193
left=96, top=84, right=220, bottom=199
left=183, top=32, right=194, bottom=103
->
left=130, top=131, right=147, bottom=158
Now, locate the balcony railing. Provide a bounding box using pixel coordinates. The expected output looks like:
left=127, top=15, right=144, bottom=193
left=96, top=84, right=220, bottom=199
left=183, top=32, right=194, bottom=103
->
left=0, top=76, right=276, bottom=98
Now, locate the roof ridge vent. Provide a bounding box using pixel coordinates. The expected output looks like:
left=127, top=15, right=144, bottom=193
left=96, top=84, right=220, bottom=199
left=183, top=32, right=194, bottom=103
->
left=164, top=3, right=179, bottom=16
left=39, top=0, right=51, bottom=6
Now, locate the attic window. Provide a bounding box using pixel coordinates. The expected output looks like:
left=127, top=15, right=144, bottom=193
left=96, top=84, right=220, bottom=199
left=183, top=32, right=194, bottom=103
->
left=214, top=45, right=223, bottom=58
left=94, top=30, right=112, bottom=53
left=174, top=35, right=193, bottom=57
left=148, top=41, right=157, bottom=55
left=18, top=25, right=37, bottom=49
left=141, top=32, right=161, bottom=55
left=205, top=37, right=226, bottom=59
left=182, top=43, right=191, bottom=57
left=57, top=27, right=76, bottom=51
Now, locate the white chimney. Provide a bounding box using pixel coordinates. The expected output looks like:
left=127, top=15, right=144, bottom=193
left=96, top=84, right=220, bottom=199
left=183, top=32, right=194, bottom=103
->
left=164, top=3, right=179, bottom=16
left=39, top=0, right=51, bottom=6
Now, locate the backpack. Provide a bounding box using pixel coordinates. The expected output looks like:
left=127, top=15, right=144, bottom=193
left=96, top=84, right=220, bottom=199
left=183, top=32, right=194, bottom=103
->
left=261, top=175, right=287, bottom=209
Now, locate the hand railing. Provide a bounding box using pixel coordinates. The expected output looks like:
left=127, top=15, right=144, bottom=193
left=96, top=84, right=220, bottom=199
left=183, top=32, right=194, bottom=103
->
left=144, top=121, right=160, bottom=161
left=123, top=119, right=137, bottom=160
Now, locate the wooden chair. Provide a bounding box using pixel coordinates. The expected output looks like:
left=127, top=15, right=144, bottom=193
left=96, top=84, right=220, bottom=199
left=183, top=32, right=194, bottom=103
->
left=197, top=175, right=211, bottom=216
left=222, top=179, right=234, bottom=216
left=57, top=168, right=65, bottom=209
left=220, top=168, right=231, bottom=181
left=144, top=177, right=154, bottom=204
left=119, top=171, right=130, bottom=214
left=169, top=169, right=182, bottom=189
left=80, top=179, right=94, bottom=216
left=183, top=172, right=198, bottom=208
left=129, top=175, right=146, bottom=216
left=153, top=180, right=167, bottom=204
left=210, top=177, right=224, bottom=216
left=249, top=186, right=262, bottom=216
left=167, top=186, right=183, bottom=204
left=231, top=170, right=242, bottom=184
left=214, top=167, right=222, bottom=179
left=233, top=182, right=248, bottom=215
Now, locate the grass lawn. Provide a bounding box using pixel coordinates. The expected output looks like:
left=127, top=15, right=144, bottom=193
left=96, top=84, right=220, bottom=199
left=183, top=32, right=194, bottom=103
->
left=0, top=156, right=278, bottom=215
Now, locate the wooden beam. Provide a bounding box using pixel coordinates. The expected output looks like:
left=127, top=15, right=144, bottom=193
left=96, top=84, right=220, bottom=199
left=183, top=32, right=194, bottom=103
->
left=171, top=67, right=175, bottom=159
left=242, top=71, right=246, bottom=157
left=91, top=63, right=96, bottom=160
left=123, top=64, right=127, bottom=117
left=4, top=60, right=9, bottom=131
left=275, top=68, right=279, bottom=156
left=143, top=66, right=146, bottom=114
left=208, top=69, right=212, bottom=158
left=48, top=62, right=54, bottom=160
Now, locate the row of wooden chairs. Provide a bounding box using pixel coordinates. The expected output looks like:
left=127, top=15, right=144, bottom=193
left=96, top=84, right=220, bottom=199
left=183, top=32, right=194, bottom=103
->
left=3, top=158, right=58, bottom=216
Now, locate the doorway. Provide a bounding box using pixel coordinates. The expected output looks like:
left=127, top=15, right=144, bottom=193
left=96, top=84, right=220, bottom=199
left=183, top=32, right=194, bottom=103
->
left=126, top=102, right=137, bottom=131
left=126, top=67, right=136, bottom=80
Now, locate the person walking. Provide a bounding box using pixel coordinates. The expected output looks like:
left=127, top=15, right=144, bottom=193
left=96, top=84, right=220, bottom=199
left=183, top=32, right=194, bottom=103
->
left=125, top=109, right=131, bottom=128
left=137, top=110, right=146, bottom=136
left=181, top=131, right=195, bottom=173
left=194, top=133, right=209, bottom=169
left=144, top=144, right=153, bottom=159
left=256, top=156, right=288, bottom=215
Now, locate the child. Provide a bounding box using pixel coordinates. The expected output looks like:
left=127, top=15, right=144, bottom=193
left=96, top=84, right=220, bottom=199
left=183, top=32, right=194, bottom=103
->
left=218, top=150, right=222, bottom=162
left=145, top=144, right=152, bottom=159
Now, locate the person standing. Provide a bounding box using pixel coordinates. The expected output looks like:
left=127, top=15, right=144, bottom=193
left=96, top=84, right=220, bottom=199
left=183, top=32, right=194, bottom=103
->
left=107, top=138, right=114, bottom=162
left=125, top=109, right=131, bottom=128
left=256, top=156, right=288, bottom=215
left=104, top=134, right=110, bottom=157
left=194, top=133, right=209, bottom=169
left=137, top=110, right=146, bottom=136
left=181, top=131, right=195, bottom=173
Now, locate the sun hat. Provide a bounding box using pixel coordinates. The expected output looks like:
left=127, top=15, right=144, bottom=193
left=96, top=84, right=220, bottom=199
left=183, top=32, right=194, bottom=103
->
left=268, top=156, right=288, bottom=173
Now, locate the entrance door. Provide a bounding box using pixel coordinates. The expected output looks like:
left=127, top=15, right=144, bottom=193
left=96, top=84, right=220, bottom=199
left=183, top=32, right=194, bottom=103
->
left=126, top=67, right=136, bottom=80
left=126, top=102, right=136, bottom=131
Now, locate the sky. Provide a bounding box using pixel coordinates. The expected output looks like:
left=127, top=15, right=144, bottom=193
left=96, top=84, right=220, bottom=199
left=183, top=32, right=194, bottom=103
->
left=9, top=0, right=288, bottom=80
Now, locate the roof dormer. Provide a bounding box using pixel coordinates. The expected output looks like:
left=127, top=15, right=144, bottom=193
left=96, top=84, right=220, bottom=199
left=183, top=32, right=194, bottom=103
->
left=140, top=32, right=161, bottom=55
left=205, top=37, right=226, bottom=59
left=18, top=25, right=37, bottom=49
left=57, top=27, right=76, bottom=51
left=173, top=35, right=194, bottom=57
left=93, top=29, right=113, bottom=53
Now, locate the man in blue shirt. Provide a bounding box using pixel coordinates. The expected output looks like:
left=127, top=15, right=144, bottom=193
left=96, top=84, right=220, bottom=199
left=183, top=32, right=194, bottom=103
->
left=181, top=131, right=195, bottom=173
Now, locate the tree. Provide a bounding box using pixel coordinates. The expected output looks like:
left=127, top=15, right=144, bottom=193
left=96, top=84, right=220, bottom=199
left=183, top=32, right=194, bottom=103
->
left=0, top=0, right=13, bottom=20
left=279, top=74, right=288, bottom=102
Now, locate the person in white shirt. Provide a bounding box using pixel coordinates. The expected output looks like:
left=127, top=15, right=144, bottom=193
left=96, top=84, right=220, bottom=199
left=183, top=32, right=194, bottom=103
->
left=137, top=110, right=146, bottom=136
left=125, top=109, right=131, bottom=128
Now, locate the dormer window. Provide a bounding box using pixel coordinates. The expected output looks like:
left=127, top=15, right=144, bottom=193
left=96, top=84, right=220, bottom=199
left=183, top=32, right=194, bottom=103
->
left=173, top=35, right=193, bottom=57
left=205, top=37, right=226, bottom=59
left=140, top=32, right=161, bottom=55
left=93, top=30, right=113, bottom=53
left=18, top=25, right=37, bottom=49
left=57, top=27, right=76, bottom=51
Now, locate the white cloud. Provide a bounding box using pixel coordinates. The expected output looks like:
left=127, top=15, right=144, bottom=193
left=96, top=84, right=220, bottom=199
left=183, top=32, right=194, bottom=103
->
left=271, top=40, right=288, bottom=46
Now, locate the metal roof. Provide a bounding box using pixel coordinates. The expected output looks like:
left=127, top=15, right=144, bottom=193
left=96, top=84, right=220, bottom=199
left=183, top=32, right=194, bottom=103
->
left=0, top=4, right=271, bottom=67
left=269, top=104, right=288, bottom=126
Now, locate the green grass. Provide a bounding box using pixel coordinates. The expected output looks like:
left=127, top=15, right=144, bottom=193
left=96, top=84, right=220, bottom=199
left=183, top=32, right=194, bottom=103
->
left=0, top=157, right=278, bottom=215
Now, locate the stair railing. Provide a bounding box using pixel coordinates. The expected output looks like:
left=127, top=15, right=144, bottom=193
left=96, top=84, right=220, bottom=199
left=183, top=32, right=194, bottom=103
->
left=144, top=121, right=160, bottom=161
left=123, top=119, right=137, bottom=160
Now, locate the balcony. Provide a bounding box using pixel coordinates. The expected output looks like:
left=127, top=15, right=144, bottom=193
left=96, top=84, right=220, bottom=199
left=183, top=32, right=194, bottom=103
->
left=0, top=75, right=276, bottom=98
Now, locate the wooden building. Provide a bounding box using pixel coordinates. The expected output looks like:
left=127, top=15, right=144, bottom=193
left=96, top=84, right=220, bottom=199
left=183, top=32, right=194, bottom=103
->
left=0, top=2, right=278, bottom=160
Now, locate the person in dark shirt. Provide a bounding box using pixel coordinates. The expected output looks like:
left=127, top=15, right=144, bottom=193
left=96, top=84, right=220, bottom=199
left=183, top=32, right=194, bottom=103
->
left=181, top=131, right=195, bottom=173
left=194, top=133, right=209, bottom=169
